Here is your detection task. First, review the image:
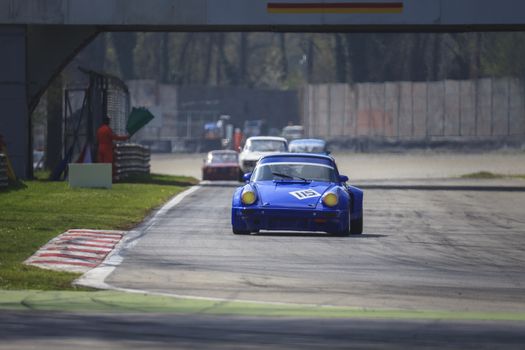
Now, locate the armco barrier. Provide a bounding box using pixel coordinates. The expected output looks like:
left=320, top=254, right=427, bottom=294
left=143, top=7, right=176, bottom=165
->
left=114, top=143, right=150, bottom=180
left=0, top=154, right=7, bottom=188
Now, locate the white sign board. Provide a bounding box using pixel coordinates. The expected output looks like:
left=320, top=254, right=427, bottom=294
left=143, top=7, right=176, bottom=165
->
left=69, top=163, right=112, bottom=189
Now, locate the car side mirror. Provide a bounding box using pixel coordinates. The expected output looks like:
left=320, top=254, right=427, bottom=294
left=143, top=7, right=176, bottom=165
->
left=243, top=172, right=252, bottom=182
left=339, top=175, right=349, bottom=183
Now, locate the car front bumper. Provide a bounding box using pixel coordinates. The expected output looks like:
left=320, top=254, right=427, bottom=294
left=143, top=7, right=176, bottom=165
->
left=203, top=166, right=240, bottom=180
left=232, top=207, right=348, bottom=233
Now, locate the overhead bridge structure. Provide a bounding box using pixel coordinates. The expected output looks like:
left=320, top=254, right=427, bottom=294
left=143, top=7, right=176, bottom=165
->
left=1, top=0, right=525, bottom=177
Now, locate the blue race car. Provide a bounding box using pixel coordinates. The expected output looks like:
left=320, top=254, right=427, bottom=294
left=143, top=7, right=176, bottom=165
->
left=231, top=153, right=363, bottom=236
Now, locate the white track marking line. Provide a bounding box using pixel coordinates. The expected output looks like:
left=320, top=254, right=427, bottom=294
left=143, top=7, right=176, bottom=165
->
left=75, top=185, right=202, bottom=289
left=74, top=184, right=359, bottom=308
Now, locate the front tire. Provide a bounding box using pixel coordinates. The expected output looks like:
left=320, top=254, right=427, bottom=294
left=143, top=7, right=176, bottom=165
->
left=350, top=217, right=363, bottom=235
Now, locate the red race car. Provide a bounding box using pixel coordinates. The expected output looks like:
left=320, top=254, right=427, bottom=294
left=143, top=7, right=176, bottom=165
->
left=202, top=150, right=241, bottom=181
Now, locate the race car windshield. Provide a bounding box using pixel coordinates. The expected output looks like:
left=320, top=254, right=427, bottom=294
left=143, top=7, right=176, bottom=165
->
left=252, top=163, right=337, bottom=182
left=289, top=143, right=326, bottom=153
left=209, top=153, right=238, bottom=163
left=247, top=140, right=287, bottom=152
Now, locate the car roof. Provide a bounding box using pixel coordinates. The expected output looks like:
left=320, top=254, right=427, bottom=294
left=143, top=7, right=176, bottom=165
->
left=289, top=138, right=326, bottom=145
left=283, top=125, right=304, bottom=130
left=209, top=149, right=237, bottom=154
left=246, top=136, right=288, bottom=142
left=258, top=153, right=335, bottom=166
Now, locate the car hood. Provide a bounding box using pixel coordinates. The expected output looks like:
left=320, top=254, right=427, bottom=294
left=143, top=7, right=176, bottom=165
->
left=253, top=181, right=335, bottom=209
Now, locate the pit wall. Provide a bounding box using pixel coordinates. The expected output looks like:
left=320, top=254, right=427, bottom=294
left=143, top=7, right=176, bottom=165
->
left=301, top=78, right=525, bottom=145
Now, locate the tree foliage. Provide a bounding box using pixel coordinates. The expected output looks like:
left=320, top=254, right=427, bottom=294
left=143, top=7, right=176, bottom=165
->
left=80, top=32, right=525, bottom=88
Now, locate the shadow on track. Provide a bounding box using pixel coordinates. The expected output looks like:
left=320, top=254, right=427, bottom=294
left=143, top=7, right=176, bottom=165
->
left=118, top=173, right=198, bottom=187
left=253, top=231, right=387, bottom=238
left=2, top=311, right=525, bottom=350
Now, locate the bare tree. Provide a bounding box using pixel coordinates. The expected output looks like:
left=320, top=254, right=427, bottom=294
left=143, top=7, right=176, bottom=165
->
left=279, top=33, right=289, bottom=82
left=334, top=33, right=347, bottom=83
left=239, top=33, right=249, bottom=85
left=176, top=33, right=194, bottom=84
left=159, top=33, right=170, bottom=83
left=112, top=33, right=136, bottom=80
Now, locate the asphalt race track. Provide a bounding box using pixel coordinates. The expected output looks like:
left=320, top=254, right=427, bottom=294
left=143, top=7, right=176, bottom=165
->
left=107, top=183, right=525, bottom=313
left=3, top=181, right=525, bottom=349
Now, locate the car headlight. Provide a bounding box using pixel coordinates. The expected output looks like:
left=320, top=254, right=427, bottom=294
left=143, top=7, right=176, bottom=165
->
left=241, top=189, right=257, bottom=205
left=322, top=192, right=338, bottom=207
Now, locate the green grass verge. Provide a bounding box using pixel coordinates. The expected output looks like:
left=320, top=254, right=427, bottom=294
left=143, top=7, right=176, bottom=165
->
left=1, top=290, right=524, bottom=321
left=0, top=173, right=197, bottom=291
left=461, top=171, right=525, bottom=179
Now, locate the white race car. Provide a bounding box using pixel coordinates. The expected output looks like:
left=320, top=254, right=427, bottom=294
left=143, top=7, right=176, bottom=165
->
left=239, top=136, right=288, bottom=174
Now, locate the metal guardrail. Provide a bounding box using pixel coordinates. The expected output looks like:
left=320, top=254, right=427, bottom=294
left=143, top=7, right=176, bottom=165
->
left=114, top=143, right=150, bottom=180
left=0, top=154, right=7, bottom=188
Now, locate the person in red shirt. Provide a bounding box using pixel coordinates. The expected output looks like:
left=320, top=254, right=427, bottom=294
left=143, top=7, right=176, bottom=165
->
left=233, top=128, right=243, bottom=152
left=96, top=117, right=128, bottom=172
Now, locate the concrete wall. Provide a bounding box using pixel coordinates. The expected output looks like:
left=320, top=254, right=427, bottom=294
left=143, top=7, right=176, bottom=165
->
left=0, top=26, right=29, bottom=178
left=302, top=78, right=525, bottom=141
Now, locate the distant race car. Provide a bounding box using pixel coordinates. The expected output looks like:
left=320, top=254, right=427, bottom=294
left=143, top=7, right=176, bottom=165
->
left=231, top=153, right=363, bottom=236
left=289, top=138, right=329, bottom=154
left=238, top=136, right=288, bottom=174
left=202, top=150, right=240, bottom=181
left=281, top=125, right=304, bottom=141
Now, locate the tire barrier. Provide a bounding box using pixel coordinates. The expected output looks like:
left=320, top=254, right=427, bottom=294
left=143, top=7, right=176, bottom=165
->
left=114, top=143, right=150, bottom=180
left=0, top=154, right=7, bottom=188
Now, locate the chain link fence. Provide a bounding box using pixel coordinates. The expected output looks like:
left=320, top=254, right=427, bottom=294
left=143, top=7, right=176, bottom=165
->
left=106, top=84, right=130, bottom=136
left=63, top=69, right=130, bottom=165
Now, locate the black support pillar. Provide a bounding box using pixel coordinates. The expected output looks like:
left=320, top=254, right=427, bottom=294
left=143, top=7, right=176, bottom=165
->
left=0, top=26, right=29, bottom=179
left=0, top=25, right=99, bottom=179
